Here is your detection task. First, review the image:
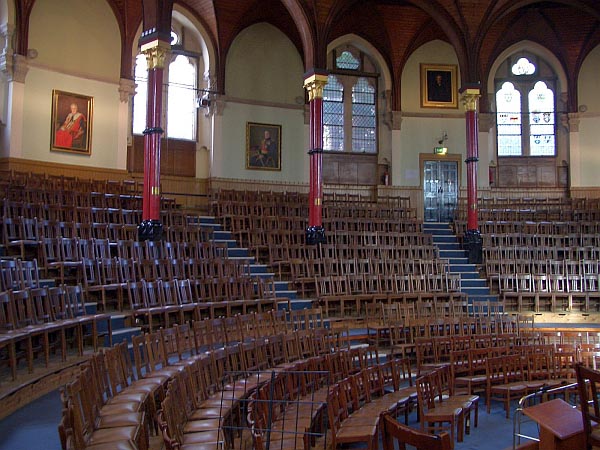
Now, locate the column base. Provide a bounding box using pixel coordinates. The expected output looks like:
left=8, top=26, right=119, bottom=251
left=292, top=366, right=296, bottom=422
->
left=463, top=229, right=483, bottom=264
left=138, top=219, right=164, bottom=242
left=306, top=226, right=326, bottom=245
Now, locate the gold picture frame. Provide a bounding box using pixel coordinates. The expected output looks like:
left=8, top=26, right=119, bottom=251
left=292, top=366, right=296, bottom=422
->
left=420, top=64, right=458, bottom=109
left=51, top=89, right=93, bottom=154
left=246, top=122, right=281, bottom=171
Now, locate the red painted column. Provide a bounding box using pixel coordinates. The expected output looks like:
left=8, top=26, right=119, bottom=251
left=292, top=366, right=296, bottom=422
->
left=304, top=71, right=328, bottom=245
left=138, top=39, right=170, bottom=241
left=466, top=108, right=479, bottom=231
left=461, top=86, right=482, bottom=263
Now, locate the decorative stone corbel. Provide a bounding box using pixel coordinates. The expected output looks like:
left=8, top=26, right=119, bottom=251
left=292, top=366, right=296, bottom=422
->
left=391, top=111, right=402, bottom=130
left=118, top=78, right=136, bottom=103
left=12, top=54, right=29, bottom=83
left=567, top=113, right=580, bottom=133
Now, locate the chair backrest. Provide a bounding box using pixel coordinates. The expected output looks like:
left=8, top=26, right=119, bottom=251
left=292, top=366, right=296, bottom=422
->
left=576, top=363, right=600, bottom=447
left=381, top=411, right=452, bottom=450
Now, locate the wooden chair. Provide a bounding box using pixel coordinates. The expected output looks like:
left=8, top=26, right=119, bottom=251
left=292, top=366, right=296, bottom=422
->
left=380, top=411, right=452, bottom=450
left=327, top=384, right=379, bottom=450
left=63, top=366, right=148, bottom=450
left=415, top=373, right=464, bottom=443
left=575, top=363, right=600, bottom=450
left=486, top=354, right=528, bottom=418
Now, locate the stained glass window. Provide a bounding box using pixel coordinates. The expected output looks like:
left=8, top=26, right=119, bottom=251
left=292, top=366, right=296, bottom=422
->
left=512, top=57, right=536, bottom=76
left=496, top=82, right=522, bottom=156
left=496, top=56, right=555, bottom=157
left=528, top=81, right=555, bottom=156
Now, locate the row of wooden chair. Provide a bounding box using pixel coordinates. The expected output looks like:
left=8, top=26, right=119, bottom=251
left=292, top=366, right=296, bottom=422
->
left=314, top=273, right=463, bottom=317
left=247, top=356, right=416, bottom=450
left=483, top=232, right=600, bottom=249
left=126, top=278, right=280, bottom=331
left=2, top=216, right=223, bottom=258
left=0, top=286, right=110, bottom=382
left=2, top=170, right=140, bottom=195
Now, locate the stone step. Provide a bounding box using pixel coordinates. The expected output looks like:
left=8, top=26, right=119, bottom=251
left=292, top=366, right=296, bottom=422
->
left=462, top=286, right=491, bottom=296
left=431, top=235, right=459, bottom=244
left=439, top=249, right=468, bottom=259
left=288, top=299, right=315, bottom=310
left=457, top=271, right=482, bottom=280
left=448, top=259, right=472, bottom=268
left=461, top=278, right=488, bottom=288
left=107, top=326, right=143, bottom=346
left=212, top=238, right=238, bottom=248
left=95, top=313, right=127, bottom=333
left=436, top=242, right=461, bottom=251
left=276, top=290, right=297, bottom=300
left=213, top=230, right=232, bottom=240
left=187, top=216, right=219, bottom=225
left=249, top=264, right=269, bottom=274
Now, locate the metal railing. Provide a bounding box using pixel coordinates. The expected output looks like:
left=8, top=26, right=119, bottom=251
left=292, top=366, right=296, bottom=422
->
left=512, top=382, right=579, bottom=450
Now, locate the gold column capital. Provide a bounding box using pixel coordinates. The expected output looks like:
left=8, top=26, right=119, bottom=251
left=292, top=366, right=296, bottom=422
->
left=303, top=73, right=329, bottom=101
left=140, top=39, right=171, bottom=70
left=461, top=88, right=481, bottom=112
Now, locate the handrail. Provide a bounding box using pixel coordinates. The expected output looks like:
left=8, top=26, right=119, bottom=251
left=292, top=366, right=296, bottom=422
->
left=512, top=382, right=579, bottom=450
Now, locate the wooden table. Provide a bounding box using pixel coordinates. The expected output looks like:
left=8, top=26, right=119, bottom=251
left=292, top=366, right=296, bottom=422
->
left=522, top=398, right=585, bottom=450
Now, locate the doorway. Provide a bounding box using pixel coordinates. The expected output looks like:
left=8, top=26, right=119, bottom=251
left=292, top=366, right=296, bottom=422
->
left=423, top=160, right=458, bottom=222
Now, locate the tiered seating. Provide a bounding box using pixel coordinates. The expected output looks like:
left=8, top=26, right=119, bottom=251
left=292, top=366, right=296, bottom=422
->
left=2, top=174, right=289, bottom=340
left=479, top=227, right=600, bottom=313
left=57, top=302, right=426, bottom=450
left=0, top=285, right=110, bottom=381
left=210, top=188, right=463, bottom=320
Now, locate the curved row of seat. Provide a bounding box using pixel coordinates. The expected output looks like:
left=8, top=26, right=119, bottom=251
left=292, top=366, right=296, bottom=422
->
left=58, top=305, right=409, bottom=449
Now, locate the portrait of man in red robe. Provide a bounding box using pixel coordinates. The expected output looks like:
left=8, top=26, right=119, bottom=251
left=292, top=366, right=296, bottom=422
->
left=54, top=102, right=87, bottom=149
left=51, top=90, right=93, bottom=154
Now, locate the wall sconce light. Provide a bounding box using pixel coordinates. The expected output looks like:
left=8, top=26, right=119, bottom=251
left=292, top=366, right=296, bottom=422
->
left=196, top=88, right=217, bottom=116
left=434, top=131, right=448, bottom=154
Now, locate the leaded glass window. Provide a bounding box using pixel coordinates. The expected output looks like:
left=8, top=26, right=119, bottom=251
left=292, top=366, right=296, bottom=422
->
left=352, top=78, right=376, bottom=153
left=323, top=75, right=344, bottom=151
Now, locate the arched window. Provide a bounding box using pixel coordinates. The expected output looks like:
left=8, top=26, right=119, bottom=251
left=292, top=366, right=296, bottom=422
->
left=496, top=82, right=522, bottom=156
left=133, top=50, right=198, bottom=140
left=323, top=48, right=378, bottom=153
left=528, top=81, right=555, bottom=156
left=167, top=55, right=197, bottom=140
left=495, top=56, right=556, bottom=157
left=132, top=54, right=147, bottom=136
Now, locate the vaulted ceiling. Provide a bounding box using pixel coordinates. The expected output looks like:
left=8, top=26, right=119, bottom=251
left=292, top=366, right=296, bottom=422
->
left=14, top=0, right=600, bottom=110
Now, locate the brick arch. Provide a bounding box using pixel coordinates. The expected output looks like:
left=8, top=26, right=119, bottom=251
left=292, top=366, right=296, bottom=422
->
left=279, top=0, right=317, bottom=70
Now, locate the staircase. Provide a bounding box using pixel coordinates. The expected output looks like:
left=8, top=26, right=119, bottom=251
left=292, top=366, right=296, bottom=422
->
left=423, top=222, right=498, bottom=312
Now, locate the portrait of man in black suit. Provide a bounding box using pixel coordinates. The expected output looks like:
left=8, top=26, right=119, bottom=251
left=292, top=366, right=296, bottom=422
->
left=428, top=71, right=452, bottom=103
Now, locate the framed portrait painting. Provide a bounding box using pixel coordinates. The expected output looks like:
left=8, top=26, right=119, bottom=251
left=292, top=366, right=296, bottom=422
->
left=50, top=90, right=93, bottom=154
left=420, top=64, right=458, bottom=109
left=246, top=122, right=281, bottom=171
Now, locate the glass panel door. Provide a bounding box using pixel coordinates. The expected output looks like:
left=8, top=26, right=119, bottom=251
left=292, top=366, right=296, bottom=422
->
left=424, top=160, right=458, bottom=222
